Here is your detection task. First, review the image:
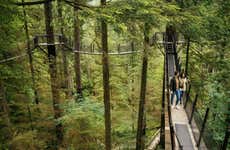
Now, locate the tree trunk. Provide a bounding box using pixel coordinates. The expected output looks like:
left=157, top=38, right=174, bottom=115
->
left=44, top=0, right=63, bottom=147
left=73, top=1, right=82, bottom=99
left=57, top=0, right=72, bottom=98
left=22, top=0, right=39, bottom=104
left=136, top=24, right=149, bottom=150
left=130, top=42, right=135, bottom=132
left=101, top=0, right=111, bottom=149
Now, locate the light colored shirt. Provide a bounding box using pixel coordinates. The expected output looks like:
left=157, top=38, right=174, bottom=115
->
left=182, top=78, right=187, bottom=91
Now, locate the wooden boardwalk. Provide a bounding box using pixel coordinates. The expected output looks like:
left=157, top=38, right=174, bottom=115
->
left=171, top=104, right=197, bottom=150
left=167, top=52, right=199, bottom=150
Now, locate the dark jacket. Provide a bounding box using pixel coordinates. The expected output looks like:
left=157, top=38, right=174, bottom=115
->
left=170, top=76, right=177, bottom=92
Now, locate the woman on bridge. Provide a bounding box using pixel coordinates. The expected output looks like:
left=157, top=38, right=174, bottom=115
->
left=170, top=71, right=180, bottom=109
left=179, top=72, right=188, bottom=105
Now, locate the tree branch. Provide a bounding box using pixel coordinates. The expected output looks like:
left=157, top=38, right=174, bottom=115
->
left=63, top=0, right=82, bottom=10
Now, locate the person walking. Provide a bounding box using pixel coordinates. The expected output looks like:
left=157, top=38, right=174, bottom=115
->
left=179, top=72, right=184, bottom=104
left=170, top=71, right=180, bottom=109
left=179, top=72, right=186, bottom=105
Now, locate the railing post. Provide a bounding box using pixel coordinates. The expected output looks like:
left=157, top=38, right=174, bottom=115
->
left=34, top=36, right=38, bottom=47
left=131, top=42, right=134, bottom=52
left=58, top=34, right=62, bottom=44
left=184, top=84, right=191, bottom=109
left=189, top=94, right=198, bottom=124
left=117, top=44, right=120, bottom=53
left=90, top=43, right=93, bottom=52
left=197, top=108, right=209, bottom=148
left=160, top=54, right=166, bottom=148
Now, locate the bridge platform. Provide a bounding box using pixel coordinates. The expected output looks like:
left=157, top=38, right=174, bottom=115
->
left=171, top=104, right=197, bottom=150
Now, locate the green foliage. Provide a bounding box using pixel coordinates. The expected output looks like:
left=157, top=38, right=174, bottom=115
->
left=61, top=98, right=104, bottom=149
left=9, top=131, right=46, bottom=150
left=0, top=0, right=229, bottom=149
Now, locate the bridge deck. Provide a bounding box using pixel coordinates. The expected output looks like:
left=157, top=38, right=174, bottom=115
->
left=167, top=53, right=197, bottom=150
left=171, top=105, right=197, bottom=150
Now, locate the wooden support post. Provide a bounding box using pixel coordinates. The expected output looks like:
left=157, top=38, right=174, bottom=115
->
left=34, top=36, right=38, bottom=47
left=185, top=38, right=190, bottom=77
left=131, top=42, right=134, bottom=53
left=184, top=84, right=191, bottom=109
left=58, top=35, right=62, bottom=43
left=117, top=44, right=120, bottom=53
left=197, top=108, right=209, bottom=148
left=189, top=94, right=198, bottom=124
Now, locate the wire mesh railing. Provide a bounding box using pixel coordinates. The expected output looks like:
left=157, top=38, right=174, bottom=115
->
left=184, top=86, right=223, bottom=149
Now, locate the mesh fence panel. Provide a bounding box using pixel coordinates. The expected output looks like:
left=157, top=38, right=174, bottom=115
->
left=185, top=96, right=223, bottom=150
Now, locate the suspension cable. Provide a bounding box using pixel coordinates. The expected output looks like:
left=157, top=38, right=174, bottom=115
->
left=63, top=44, right=141, bottom=55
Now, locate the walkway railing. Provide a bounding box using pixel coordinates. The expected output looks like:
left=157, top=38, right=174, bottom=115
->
left=184, top=84, right=223, bottom=149
left=146, top=129, right=161, bottom=150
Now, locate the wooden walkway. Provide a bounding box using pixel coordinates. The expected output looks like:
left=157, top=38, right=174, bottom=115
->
left=171, top=104, right=197, bottom=150
left=147, top=41, right=208, bottom=150
left=167, top=52, right=198, bottom=150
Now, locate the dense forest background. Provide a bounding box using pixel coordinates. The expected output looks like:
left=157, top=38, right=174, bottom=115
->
left=0, top=0, right=229, bottom=149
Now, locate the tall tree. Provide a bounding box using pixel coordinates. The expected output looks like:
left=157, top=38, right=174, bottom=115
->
left=73, top=0, right=82, bottom=99
left=129, top=42, right=136, bottom=131
left=57, top=0, right=72, bottom=98
left=22, top=0, right=39, bottom=104
left=44, top=0, right=63, bottom=147
left=101, top=0, right=111, bottom=149
left=136, top=23, right=149, bottom=150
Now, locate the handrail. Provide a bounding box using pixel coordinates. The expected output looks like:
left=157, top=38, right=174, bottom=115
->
left=147, top=129, right=161, bottom=149
left=63, top=44, right=141, bottom=55
left=165, top=51, right=175, bottom=149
